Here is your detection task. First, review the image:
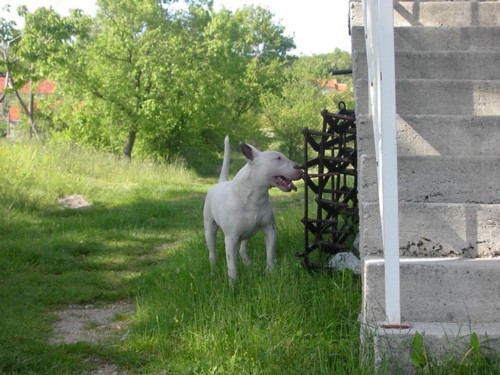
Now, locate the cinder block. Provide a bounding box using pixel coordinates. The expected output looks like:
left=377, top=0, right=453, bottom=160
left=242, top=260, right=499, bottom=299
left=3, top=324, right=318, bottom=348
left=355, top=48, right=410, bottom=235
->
left=358, top=155, right=500, bottom=204
left=356, top=115, right=500, bottom=157
left=362, top=258, right=500, bottom=323
left=353, top=51, right=500, bottom=80
left=350, top=1, right=500, bottom=28
left=355, top=79, right=500, bottom=116
left=359, top=202, right=500, bottom=258
left=351, top=26, right=500, bottom=52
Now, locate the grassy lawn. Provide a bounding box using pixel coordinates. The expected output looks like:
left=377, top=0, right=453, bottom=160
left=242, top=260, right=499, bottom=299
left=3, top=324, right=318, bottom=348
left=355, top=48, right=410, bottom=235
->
left=0, top=141, right=366, bottom=374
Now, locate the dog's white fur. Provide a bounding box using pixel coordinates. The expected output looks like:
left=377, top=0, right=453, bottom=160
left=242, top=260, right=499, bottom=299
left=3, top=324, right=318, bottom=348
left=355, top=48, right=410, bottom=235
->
left=203, top=136, right=302, bottom=281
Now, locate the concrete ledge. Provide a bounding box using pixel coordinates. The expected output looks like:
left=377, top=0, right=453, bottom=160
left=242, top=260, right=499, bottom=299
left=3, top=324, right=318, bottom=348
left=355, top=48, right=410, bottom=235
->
left=359, top=155, right=500, bottom=204
left=359, top=202, right=500, bottom=258
left=354, top=79, right=500, bottom=116
left=351, top=1, right=500, bottom=28
left=353, top=51, right=500, bottom=80
left=362, top=257, right=500, bottom=323
left=351, top=26, right=500, bottom=52
left=356, top=115, right=500, bottom=157
left=365, top=321, right=500, bottom=374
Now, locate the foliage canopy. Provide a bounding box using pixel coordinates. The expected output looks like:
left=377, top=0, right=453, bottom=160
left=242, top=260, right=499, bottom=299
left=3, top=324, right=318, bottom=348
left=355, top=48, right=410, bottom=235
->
left=1, top=0, right=353, bottom=172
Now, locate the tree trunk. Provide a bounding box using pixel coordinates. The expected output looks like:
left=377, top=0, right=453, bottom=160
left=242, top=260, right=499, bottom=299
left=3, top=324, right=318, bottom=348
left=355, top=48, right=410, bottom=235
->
left=123, top=129, right=137, bottom=160
left=29, top=80, right=34, bottom=138
left=13, top=88, right=42, bottom=141
left=7, top=74, right=42, bottom=141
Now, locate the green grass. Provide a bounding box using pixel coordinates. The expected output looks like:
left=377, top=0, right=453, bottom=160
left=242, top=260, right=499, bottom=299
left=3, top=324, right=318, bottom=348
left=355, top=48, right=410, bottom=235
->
left=0, top=140, right=366, bottom=374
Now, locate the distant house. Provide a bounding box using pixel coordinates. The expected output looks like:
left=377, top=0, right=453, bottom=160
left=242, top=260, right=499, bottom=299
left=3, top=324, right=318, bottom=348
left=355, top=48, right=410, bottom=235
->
left=0, top=77, right=56, bottom=137
left=317, top=78, right=349, bottom=93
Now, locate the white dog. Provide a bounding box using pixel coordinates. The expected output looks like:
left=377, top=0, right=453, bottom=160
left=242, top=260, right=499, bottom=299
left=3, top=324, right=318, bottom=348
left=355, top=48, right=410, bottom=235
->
left=203, top=136, right=303, bottom=281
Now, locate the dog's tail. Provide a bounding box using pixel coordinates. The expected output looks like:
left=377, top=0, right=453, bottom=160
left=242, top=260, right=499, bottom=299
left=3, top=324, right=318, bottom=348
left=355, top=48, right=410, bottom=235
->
left=219, top=135, right=230, bottom=182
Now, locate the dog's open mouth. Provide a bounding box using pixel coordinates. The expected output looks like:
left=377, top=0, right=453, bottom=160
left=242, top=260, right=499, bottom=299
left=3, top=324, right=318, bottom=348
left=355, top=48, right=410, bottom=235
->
left=273, top=176, right=297, bottom=192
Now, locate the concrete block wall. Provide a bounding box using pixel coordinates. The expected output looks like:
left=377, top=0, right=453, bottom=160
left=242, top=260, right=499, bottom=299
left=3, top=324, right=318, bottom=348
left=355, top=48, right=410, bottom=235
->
left=351, top=0, right=500, bottom=371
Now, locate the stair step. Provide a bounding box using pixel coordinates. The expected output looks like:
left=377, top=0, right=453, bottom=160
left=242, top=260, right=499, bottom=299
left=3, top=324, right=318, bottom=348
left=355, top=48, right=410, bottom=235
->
left=362, top=257, right=500, bottom=323
left=351, top=1, right=500, bottom=28
left=356, top=115, right=500, bottom=157
left=369, top=321, right=500, bottom=374
left=352, top=1, right=500, bottom=370
left=359, top=155, right=500, bottom=204
left=351, top=26, right=500, bottom=52
left=353, top=51, right=500, bottom=80
left=360, top=202, right=500, bottom=258
left=355, top=79, right=500, bottom=116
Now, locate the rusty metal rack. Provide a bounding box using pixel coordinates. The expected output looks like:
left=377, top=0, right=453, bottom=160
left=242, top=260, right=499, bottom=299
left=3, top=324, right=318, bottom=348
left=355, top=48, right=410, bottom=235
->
left=298, top=102, right=358, bottom=269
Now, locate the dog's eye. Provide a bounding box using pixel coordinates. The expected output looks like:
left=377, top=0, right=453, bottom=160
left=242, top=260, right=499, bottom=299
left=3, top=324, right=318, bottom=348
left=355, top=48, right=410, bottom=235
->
left=276, top=156, right=281, bottom=160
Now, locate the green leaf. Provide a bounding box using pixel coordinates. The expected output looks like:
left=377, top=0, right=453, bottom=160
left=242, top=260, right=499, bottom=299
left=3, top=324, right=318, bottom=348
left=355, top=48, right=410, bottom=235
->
left=470, top=332, right=480, bottom=353
left=411, top=332, right=429, bottom=370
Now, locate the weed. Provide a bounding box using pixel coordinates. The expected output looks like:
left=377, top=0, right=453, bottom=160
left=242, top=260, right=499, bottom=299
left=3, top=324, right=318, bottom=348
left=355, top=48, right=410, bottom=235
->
left=411, top=331, right=500, bottom=374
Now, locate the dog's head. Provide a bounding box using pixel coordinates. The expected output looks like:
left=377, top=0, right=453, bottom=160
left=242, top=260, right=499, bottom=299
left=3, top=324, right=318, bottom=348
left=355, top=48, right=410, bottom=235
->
left=240, top=142, right=303, bottom=192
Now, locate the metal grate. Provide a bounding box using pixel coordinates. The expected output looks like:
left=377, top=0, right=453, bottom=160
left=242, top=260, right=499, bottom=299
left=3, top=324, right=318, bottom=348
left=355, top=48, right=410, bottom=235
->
left=298, top=102, right=358, bottom=270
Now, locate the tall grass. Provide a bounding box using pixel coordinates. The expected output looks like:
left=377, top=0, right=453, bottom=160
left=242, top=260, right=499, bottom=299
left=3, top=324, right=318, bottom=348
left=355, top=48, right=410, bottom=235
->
left=0, top=140, right=367, bottom=374
left=128, top=204, right=364, bottom=374
left=0, top=140, right=199, bottom=209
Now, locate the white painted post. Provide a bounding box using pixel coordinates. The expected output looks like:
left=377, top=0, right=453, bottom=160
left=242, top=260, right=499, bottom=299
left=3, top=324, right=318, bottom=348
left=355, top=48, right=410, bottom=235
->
left=362, top=0, right=401, bottom=325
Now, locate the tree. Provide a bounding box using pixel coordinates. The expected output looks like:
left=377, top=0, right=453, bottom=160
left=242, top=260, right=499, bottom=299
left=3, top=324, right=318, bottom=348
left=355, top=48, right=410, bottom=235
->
left=1, top=5, right=91, bottom=140
left=3, top=1, right=296, bottom=168
left=57, top=0, right=175, bottom=159
left=260, top=51, right=355, bottom=161
left=260, top=71, right=326, bottom=161
left=39, top=0, right=295, bottom=166
left=1, top=7, right=40, bottom=139
left=174, top=5, right=295, bottom=165
left=297, top=49, right=353, bottom=83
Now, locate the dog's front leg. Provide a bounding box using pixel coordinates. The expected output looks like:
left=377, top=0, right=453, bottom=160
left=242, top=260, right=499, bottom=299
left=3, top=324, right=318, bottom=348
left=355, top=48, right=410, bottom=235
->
left=263, top=225, right=277, bottom=272
left=224, top=236, right=239, bottom=281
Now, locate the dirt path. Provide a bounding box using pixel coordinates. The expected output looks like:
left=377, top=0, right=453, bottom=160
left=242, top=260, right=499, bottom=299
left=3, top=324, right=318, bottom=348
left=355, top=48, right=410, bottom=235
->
left=52, top=195, right=134, bottom=374
left=50, top=301, right=135, bottom=374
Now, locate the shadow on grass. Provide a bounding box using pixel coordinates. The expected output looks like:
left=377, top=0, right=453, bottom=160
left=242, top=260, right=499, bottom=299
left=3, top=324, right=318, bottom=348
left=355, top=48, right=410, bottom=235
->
left=0, top=194, right=206, bottom=373
left=125, top=203, right=365, bottom=374
left=1, top=188, right=365, bottom=374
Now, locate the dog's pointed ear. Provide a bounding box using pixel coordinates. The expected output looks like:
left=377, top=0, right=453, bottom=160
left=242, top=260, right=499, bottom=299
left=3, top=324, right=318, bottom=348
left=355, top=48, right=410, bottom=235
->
left=240, top=142, right=259, bottom=162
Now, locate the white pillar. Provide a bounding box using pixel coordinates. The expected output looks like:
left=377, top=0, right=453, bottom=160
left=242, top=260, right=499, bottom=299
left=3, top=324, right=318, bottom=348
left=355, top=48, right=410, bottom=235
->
left=362, top=0, right=401, bottom=325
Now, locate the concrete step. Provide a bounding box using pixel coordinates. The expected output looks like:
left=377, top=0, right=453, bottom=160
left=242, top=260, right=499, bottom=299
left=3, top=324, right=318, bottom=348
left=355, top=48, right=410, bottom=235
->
left=359, top=202, right=500, bottom=258
left=354, top=79, right=500, bottom=116
left=351, top=1, right=500, bottom=28
left=359, top=155, right=500, bottom=204
left=351, top=26, right=500, bottom=52
left=356, top=115, right=500, bottom=157
left=362, top=257, right=500, bottom=323
left=369, top=321, right=500, bottom=374
left=353, top=51, right=500, bottom=80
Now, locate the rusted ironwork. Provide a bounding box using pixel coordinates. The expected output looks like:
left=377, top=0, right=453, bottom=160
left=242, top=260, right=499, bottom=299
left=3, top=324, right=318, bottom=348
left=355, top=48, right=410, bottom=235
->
left=298, top=102, right=358, bottom=270
left=328, top=68, right=353, bottom=76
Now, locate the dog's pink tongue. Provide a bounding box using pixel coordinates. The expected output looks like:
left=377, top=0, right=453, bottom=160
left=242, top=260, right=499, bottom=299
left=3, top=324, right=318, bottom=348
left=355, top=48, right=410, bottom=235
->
left=274, top=176, right=297, bottom=192
left=273, top=176, right=288, bottom=191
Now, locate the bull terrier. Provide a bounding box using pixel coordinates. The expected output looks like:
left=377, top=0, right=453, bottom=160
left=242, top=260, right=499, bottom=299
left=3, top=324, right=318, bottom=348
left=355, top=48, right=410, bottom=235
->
left=203, top=136, right=303, bottom=281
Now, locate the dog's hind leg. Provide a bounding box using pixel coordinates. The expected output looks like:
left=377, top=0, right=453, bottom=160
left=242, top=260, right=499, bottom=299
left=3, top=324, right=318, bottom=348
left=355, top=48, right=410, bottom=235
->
left=204, top=219, right=218, bottom=265
left=239, top=239, right=251, bottom=266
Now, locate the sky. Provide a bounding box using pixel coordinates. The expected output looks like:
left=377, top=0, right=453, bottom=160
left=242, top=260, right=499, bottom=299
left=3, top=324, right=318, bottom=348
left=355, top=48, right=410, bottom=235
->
left=1, top=0, right=351, bottom=55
